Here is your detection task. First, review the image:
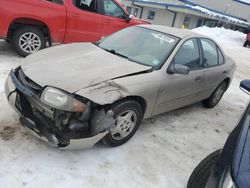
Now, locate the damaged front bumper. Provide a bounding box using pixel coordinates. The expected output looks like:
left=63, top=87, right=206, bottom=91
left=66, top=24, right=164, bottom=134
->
left=5, top=69, right=110, bottom=150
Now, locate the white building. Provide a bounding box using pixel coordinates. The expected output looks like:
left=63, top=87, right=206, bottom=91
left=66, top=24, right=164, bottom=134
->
left=120, top=0, right=250, bottom=31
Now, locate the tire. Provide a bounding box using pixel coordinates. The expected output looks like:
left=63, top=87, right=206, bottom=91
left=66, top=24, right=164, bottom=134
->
left=187, top=149, right=221, bottom=188
left=243, top=41, right=247, bottom=47
left=203, top=81, right=227, bottom=108
left=11, top=26, right=46, bottom=57
left=4, top=39, right=10, bottom=44
left=102, top=100, right=143, bottom=147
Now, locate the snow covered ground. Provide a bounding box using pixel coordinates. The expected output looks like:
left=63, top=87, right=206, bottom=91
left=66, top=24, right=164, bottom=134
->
left=0, top=27, right=249, bottom=188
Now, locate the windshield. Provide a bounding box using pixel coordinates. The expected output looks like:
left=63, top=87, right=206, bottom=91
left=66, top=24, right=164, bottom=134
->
left=98, top=26, right=179, bottom=67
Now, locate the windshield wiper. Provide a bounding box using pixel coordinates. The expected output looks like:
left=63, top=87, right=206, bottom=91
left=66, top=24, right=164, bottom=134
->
left=101, top=48, right=152, bottom=67
left=104, top=49, right=129, bottom=59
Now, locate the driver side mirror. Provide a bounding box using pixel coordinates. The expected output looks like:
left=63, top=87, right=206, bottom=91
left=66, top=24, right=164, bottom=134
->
left=168, top=64, right=190, bottom=75
left=125, top=14, right=133, bottom=23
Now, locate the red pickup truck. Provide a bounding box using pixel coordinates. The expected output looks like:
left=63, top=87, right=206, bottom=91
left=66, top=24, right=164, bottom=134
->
left=0, top=0, right=146, bottom=56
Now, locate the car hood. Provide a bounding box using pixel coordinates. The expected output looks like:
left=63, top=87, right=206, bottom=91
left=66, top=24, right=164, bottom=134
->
left=21, top=43, right=150, bottom=93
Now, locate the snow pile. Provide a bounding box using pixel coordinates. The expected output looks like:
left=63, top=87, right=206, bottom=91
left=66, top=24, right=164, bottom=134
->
left=192, top=26, right=246, bottom=46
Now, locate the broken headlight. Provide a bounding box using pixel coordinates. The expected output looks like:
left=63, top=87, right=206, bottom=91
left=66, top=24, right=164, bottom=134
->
left=41, top=87, right=87, bottom=112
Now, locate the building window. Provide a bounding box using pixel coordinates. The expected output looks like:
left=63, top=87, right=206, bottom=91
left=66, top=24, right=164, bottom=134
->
left=126, top=6, right=132, bottom=14
left=147, top=10, right=155, bottom=20
left=183, top=16, right=191, bottom=28
left=196, top=19, right=204, bottom=27
left=134, top=8, right=139, bottom=17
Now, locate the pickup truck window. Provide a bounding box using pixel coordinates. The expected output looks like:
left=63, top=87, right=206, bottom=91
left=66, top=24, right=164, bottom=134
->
left=103, top=0, right=125, bottom=18
left=74, top=0, right=97, bottom=13
left=46, top=0, right=63, bottom=5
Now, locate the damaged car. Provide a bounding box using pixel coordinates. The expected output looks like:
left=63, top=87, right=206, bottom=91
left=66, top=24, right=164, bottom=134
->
left=5, top=25, right=236, bottom=150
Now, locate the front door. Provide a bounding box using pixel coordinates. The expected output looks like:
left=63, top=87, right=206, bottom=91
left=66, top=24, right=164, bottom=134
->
left=153, top=38, right=205, bottom=115
left=65, top=0, right=103, bottom=43
left=100, top=0, right=129, bottom=37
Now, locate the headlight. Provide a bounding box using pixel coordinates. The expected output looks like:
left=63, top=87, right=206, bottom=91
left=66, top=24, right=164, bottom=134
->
left=41, top=87, right=87, bottom=112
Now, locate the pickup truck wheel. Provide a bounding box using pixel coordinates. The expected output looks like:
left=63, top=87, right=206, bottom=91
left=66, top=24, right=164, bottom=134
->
left=102, top=100, right=143, bottom=147
left=187, top=150, right=221, bottom=188
left=11, top=26, right=46, bottom=57
left=4, top=39, right=10, bottom=44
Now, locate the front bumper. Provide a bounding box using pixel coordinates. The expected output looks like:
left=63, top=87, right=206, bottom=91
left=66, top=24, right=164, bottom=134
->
left=5, top=70, right=108, bottom=150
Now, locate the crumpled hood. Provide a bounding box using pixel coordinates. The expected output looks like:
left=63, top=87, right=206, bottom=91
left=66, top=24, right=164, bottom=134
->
left=22, top=43, right=150, bottom=93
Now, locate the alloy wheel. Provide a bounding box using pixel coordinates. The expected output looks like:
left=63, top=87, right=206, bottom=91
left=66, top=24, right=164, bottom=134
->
left=19, top=32, right=42, bottom=54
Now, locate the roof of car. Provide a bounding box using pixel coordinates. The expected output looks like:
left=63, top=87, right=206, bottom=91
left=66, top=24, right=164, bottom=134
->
left=139, top=24, right=207, bottom=39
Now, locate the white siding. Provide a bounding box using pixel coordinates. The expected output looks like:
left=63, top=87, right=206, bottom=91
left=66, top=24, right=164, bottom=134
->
left=140, top=7, right=175, bottom=26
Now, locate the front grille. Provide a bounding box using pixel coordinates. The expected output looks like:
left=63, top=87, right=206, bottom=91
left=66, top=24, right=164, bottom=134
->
left=16, top=93, right=34, bottom=118
left=16, top=68, right=42, bottom=95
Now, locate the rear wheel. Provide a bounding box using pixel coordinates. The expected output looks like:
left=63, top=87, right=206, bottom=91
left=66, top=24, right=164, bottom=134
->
left=203, top=81, right=227, bottom=108
left=11, top=26, right=46, bottom=57
left=102, top=100, right=143, bottom=147
left=187, top=150, right=221, bottom=188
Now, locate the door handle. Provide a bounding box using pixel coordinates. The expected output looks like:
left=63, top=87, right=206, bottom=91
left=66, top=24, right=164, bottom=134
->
left=222, top=70, right=228, bottom=75
left=195, top=76, right=203, bottom=82
left=104, top=19, right=112, bottom=23
left=71, top=13, right=79, bottom=18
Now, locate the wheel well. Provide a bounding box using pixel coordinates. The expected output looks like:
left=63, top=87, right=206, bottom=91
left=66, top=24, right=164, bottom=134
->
left=7, top=18, right=50, bottom=42
left=224, top=78, right=231, bottom=90
left=104, top=96, right=147, bottom=116
left=124, top=96, right=147, bottom=115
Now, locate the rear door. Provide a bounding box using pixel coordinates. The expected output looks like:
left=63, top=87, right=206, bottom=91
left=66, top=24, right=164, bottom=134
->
left=199, top=38, right=228, bottom=96
left=65, top=0, right=103, bottom=42
left=100, top=0, right=130, bottom=37
left=153, top=38, right=205, bottom=115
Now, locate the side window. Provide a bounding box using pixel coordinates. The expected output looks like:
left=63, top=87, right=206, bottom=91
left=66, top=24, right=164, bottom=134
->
left=73, top=0, right=97, bottom=13
left=103, top=0, right=125, bottom=18
left=173, top=39, right=201, bottom=69
left=218, top=48, right=224, bottom=65
left=200, top=39, right=218, bottom=67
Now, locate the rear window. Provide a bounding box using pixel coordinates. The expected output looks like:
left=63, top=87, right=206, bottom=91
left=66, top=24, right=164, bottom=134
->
left=200, top=38, right=219, bottom=67
left=218, top=48, right=224, bottom=65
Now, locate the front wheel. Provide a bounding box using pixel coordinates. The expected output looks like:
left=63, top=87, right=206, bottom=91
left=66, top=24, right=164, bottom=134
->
left=11, top=26, right=46, bottom=57
left=203, top=81, right=227, bottom=108
left=102, top=100, right=143, bottom=147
